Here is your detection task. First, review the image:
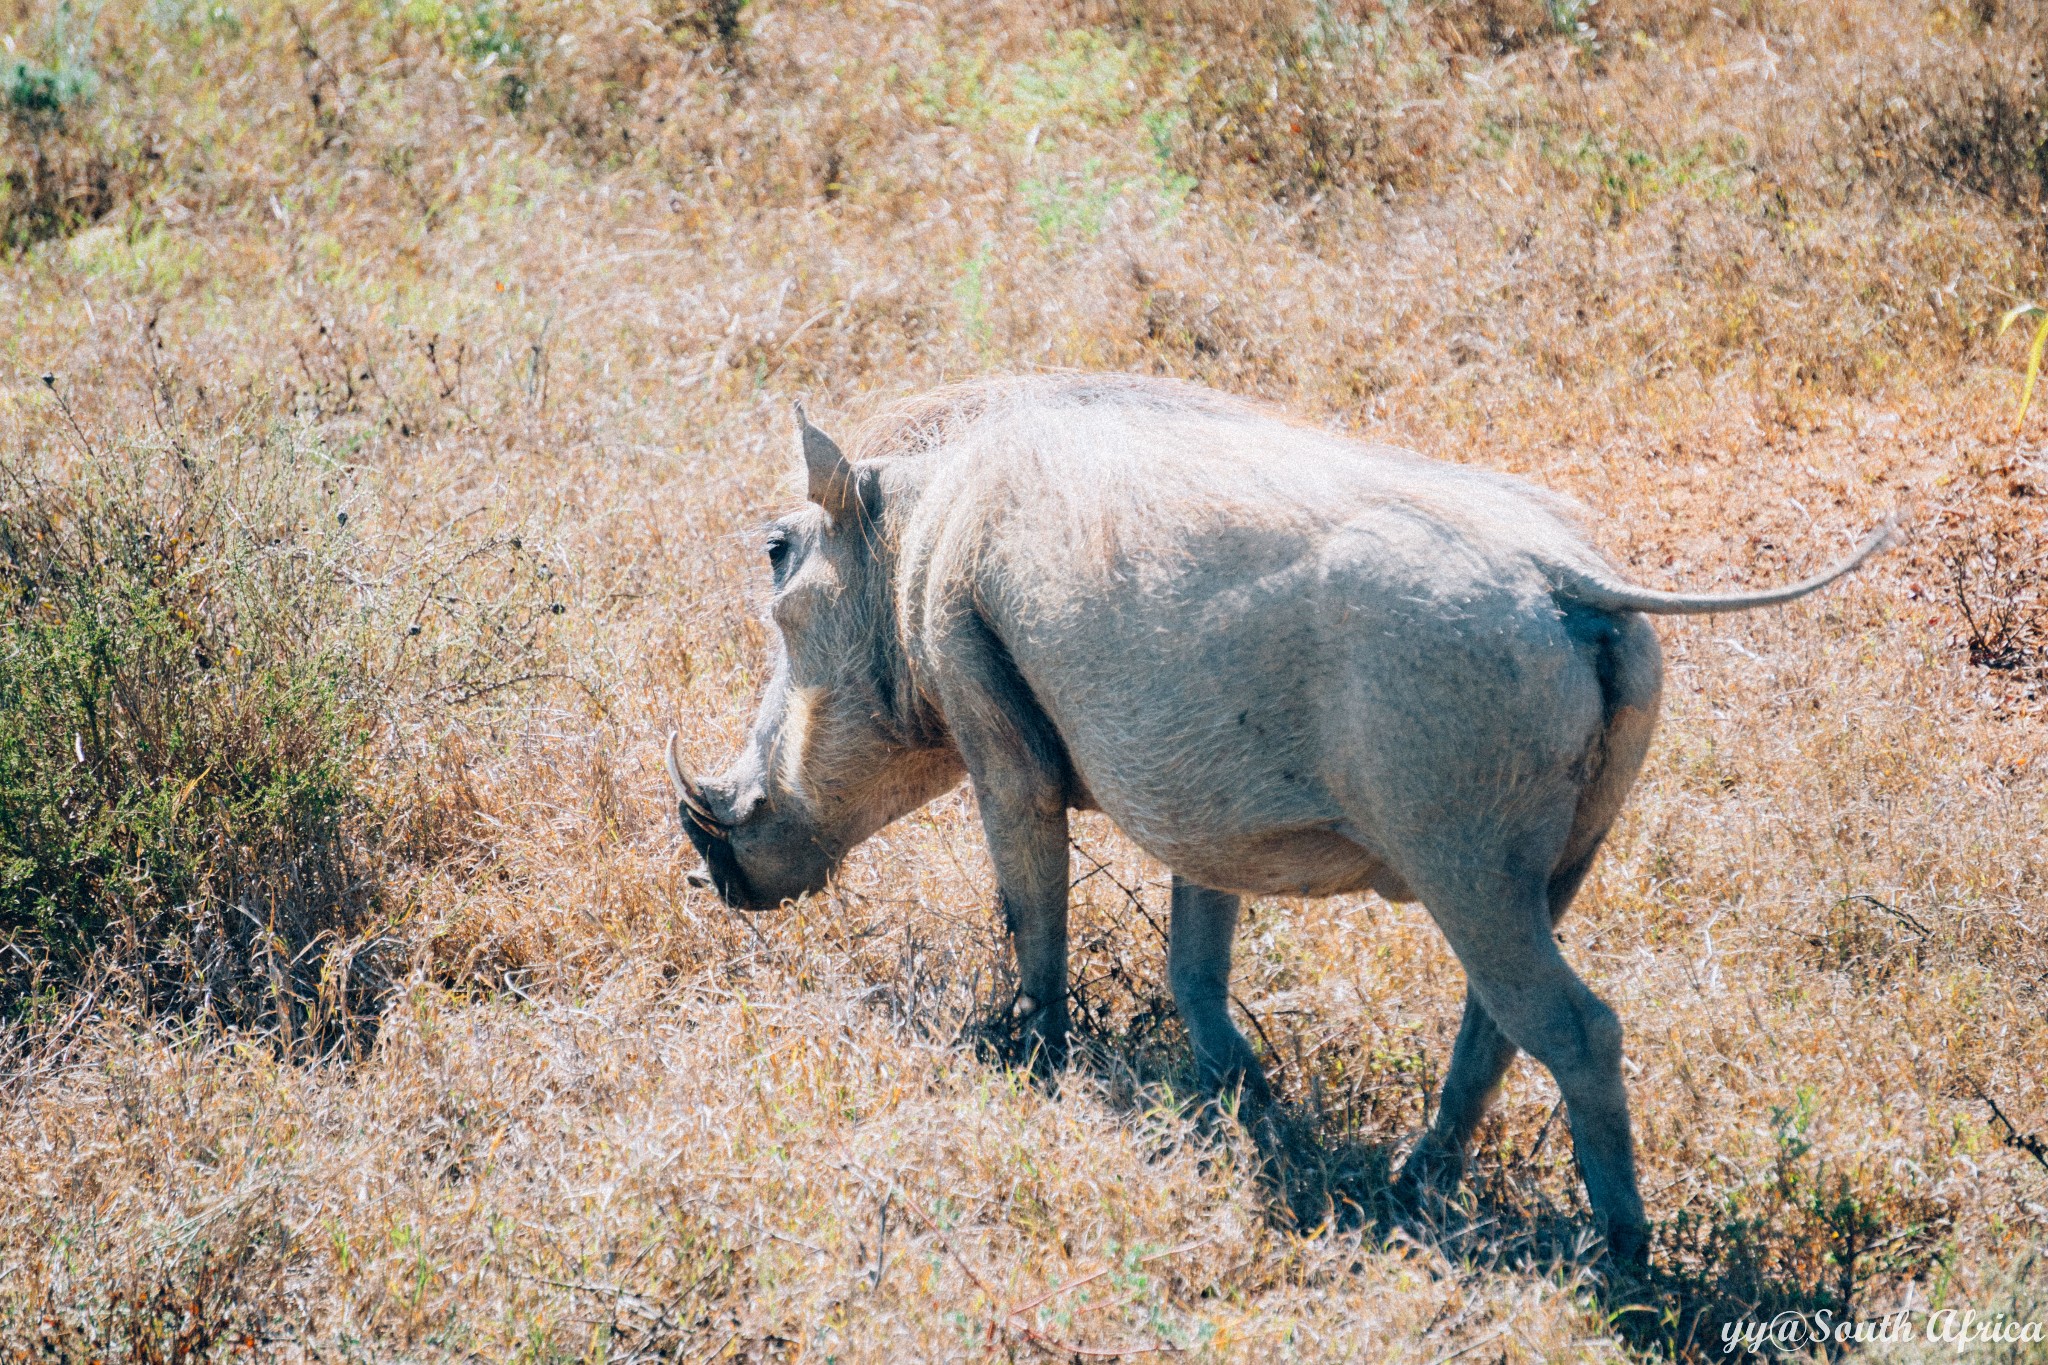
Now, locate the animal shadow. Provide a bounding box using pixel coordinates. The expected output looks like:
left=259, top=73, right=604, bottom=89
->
left=1000, top=1006, right=1870, bottom=1364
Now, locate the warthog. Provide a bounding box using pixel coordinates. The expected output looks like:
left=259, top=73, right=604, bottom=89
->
left=667, top=374, right=1887, bottom=1261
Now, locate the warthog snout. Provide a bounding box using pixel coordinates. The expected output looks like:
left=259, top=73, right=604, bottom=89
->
left=665, top=732, right=839, bottom=910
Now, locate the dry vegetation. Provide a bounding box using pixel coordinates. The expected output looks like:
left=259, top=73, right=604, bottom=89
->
left=2, top=0, right=2047, bottom=1359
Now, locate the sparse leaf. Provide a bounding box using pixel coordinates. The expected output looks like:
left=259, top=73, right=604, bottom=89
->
left=1998, top=302, right=2048, bottom=432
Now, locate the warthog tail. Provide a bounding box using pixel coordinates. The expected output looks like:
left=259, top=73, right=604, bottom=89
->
left=1554, top=522, right=1894, bottom=616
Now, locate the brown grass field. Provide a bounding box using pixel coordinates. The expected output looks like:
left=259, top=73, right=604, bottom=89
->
left=2, top=0, right=2048, bottom=1359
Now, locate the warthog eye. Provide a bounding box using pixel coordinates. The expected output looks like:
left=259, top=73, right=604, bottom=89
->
left=765, top=533, right=791, bottom=573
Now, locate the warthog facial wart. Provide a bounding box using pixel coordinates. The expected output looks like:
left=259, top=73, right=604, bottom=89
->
left=665, top=374, right=1891, bottom=1263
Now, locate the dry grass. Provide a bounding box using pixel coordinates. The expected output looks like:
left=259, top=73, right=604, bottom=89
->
left=1, top=0, right=2047, bottom=1359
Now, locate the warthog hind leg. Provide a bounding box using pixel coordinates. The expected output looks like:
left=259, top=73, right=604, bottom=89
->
left=1491, top=949, right=1647, bottom=1263
left=1168, top=876, right=1272, bottom=1107
left=1400, top=844, right=1650, bottom=1264
left=1396, top=838, right=1610, bottom=1201
left=1395, top=988, right=1518, bottom=1198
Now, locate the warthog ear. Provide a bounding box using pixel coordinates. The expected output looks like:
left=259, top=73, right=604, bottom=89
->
left=793, top=401, right=855, bottom=521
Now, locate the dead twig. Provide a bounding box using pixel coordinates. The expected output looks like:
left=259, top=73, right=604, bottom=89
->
left=1974, top=1081, right=2048, bottom=1176
left=39, top=373, right=100, bottom=461
left=1838, top=893, right=1931, bottom=940
left=1424, top=1326, right=1511, bottom=1365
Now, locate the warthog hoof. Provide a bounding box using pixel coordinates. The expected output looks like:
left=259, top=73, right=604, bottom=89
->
left=1390, top=1141, right=1465, bottom=1210
left=1202, top=1061, right=1273, bottom=1115
left=997, top=994, right=1069, bottom=1074
left=1603, top=1219, right=1651, bottom=1268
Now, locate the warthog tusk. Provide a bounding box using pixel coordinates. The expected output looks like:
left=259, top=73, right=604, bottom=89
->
left=1013, top=994, right=1037, bottom=1018
left=664, top=731, right=687, bottom=797
left=665, top=731, right=723, bottom=829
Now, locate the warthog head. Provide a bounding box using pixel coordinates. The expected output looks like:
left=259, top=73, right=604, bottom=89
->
left=666, top=406, right=960, bottom=908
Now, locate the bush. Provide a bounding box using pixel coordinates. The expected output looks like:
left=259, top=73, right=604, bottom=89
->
left=0, top=8, right=129, bottom=251
left=1124, top=0, right=1456, bottom=202
left=1424, top=0, right=1575, bottom=54
left=1847, top=8, right=2048, bottom=228
left=1943, top=502, right=2048, bottom=684
left=0, top=427, right=389, bottom=1037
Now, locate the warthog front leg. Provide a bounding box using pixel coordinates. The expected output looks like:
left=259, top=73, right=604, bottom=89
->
left=1168, top=877, right=1271, bottom=1107
left=977, top=780, right=1070, bottom=1067
left=934, top=610, right=1080, bottom=1068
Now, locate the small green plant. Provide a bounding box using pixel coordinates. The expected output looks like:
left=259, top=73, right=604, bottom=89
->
left=953, top=243, right=995, bottom=351
left=1999, top=301, right=2048, bottom=431
left=448, top=0, right=530, bottom=112
left=916, top=31, right=1140, bottom=135
left=398, top=0, right=531, bottom=112
left=1, top=53, right=98, bottom=121
left=1141, top=110, right=1197, bottom=223
left=1545, top=0, right=1595, bottom=33
left=1020, top=160, right=1127, bottom=246
left=1542, top=128, right=1740, bottom=227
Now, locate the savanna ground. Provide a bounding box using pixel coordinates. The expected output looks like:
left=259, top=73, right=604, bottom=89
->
left=2, top=0, right=2048, bottom=1359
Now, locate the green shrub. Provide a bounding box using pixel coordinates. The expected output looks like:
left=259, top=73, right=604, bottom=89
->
left=0, top=429, right=388, bottom=1037
left=1645, top=1088, right=1948, bottom=1358
left=1, top=52, right=98, bottom=120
